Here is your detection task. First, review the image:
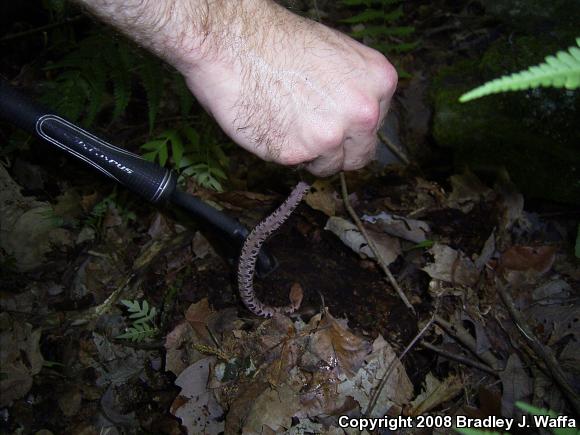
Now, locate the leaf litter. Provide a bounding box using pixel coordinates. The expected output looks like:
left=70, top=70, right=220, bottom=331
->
left=1, top=160, right=579, bottom=433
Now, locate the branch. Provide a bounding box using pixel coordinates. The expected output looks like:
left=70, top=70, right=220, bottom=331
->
left=377, top=130, right=410, bottom=165
left=339, top=172, right=415, bottom=314
left=421, top=341, right=497, bottom=376
left=497, top=283, right=580, bottom=416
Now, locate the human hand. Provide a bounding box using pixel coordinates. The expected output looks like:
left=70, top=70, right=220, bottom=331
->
left=74, top=0, right=397, bottom=176
left=176, top=1, right=397, bottom=176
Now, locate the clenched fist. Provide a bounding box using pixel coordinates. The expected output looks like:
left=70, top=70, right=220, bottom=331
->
left=75, top=0, right=398, bottom=176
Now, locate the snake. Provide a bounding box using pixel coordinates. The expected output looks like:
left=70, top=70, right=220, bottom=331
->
left=237, top=181, right=310, bottom=318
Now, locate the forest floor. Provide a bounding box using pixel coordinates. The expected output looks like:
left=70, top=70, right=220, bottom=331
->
left=1, top=1, right=579, bottom=434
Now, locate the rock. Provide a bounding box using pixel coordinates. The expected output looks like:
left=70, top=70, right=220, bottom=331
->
left=432, top=34, right=580, bottom=204
left=480, top=0, right=580, bottom=32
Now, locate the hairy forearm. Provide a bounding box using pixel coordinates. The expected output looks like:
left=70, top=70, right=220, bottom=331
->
left=73, top=0, right=268, bottom=71
left=72, top=0, right=398, bottom=176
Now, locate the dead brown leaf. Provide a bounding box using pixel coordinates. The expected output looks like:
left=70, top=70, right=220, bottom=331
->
left=171, top=357, right=224, bottom=434
left=305, top=179, right=338, bottom=217
left=423, top=243, right=479, bottom=286
left=338, top=335, right=413, bottom=418
left=0, top=313, right=44, bottom=407
left=499, top=245, right=557, bottom=274
left=362, top=211, right=431, bottom=243
left=325, top=216, right=401, bottom=265
left=408, top=372, right=463, bottom=416
left=307, top=308, right=372, bottom=378
left=242, top=384, right=301, bottom=434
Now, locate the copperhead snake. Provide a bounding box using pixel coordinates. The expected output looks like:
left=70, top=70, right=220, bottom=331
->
left=237, top=182, right=310, bottom=318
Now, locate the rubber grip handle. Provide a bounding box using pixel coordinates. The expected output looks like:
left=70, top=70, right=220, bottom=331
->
left=0, top=80, right=176, bottom=203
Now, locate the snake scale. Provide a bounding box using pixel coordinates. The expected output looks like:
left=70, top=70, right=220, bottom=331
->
left=237, top=181, right=310, bottom=318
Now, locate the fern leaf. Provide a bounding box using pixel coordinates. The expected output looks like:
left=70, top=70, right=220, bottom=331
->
left=341, top=9, right=386, bottom=23
left=121, top=299, right=140, bottom=312
left=460, top=37, right=580, bottom=102
left=139, top=56, right=164, bottom=132
left=82, top=61, right=107, bottom=126
left=351, top=24, right=413, bottom=39
left=116, top=323, right=157, bottom=342
left=106, top=42, right=133, bottom=121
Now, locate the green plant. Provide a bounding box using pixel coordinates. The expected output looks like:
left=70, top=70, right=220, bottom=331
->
left=42, top=32, right=171, bottom=129
left=340, top=0, right=418, bottom=75
left=41, top=26, right=229, bottom=189
left=116, top=299, right=158, bottom=342
left=86, top=192, right=136, bottom=232
left=141, top=125, right=229, bottom=191
left=460, top=37, right=580, bottom=102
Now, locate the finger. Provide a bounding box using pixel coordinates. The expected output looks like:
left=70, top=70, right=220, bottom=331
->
left=342, top=134, right=378, bottom=171
left=305, top=146, right=345, bottom=177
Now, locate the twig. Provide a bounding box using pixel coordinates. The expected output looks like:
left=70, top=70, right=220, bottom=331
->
left=365, top=315, right=435, bottom=417
left=0, top=15, right=84, bottom=44
left=339, top=172, right=415, bottom=314
left=434, top=314, right=502, bottom=370
left=377, top=130, right=410, bottom=165
left=421, top=341, right=497, bottom=376
left=497, top=283, right=580, bottom=416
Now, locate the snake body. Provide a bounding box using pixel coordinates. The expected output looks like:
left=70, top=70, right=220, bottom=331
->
left=237, top=182, right=310, bottom=317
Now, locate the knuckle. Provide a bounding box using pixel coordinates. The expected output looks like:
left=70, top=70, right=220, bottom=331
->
left=370, top=53, right=398, bottom=92
left=277, top=149, right=309, bottom=166
left=351, top=95, right=381, bottom=131
left=312, top=125, right=344, bottom=150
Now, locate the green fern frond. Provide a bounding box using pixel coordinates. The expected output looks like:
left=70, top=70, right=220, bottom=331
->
left=351, top=24, right=414, bottom=38
left=117, top=299, right=158, bottom=342
left=116, top=323, right=157, bottom=342
left=139, top=56, right=165, bottom=132
left=341, top=7, right=403, bottom=24
left=106, top=42, right=133, bottom=121
left=460, top=37, right=580, bottom=102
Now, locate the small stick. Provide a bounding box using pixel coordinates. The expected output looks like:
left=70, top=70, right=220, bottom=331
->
left=421, top=341, right=497, bottom=376
left=339, top=172, right=415, bottom=314
left=365, top=315, right=435, bottom=417
left=497, top=283, right=580, bottom=416
left=434, top=314, right=501, bottom=371
left=377, top=130, right=410, bottom=165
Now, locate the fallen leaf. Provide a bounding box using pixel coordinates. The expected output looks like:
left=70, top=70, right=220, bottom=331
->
left=325, top=216, right=401, bottom=265
left=185, top=298, right=214, bottom=343
left=242, top=384, right=301, bottom=434
left=532, top=279, right=571, bottom=304
left=305, top=179, right=338, bottom=217
left=171, top=357, right=224, bottom=435
left=495, top=170, right=525, bottom=233
left=0, top=166, right=71, bottom=271
left=0, top=313, right=44, bottom=407
left=423, top=243, right=479, bottom=286
left=409, top=372, right=463, bottom=416
left=500, top=354, right=532, bottom=418
left=448, top=169, right=494, bottom=213
left=307, top=309, right=372, bottom=378
left=338, top=335, right=413, bottom=418
left=289, top=282, right=304, bottom=309
left=164, top=322, right=200, bottom=377
left=499, top=245, right=557, bottom=274
left=362, top=211, right=431, bottom=243
left=192, top=231, right=214, bottom=259
left=525, top=304, right=580, bottom=344
left=475, top=231, right=496, bottom=271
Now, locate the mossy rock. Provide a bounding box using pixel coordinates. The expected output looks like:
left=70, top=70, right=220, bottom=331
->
left=480, top=0, right=580, bottom=32
left=432, top=35, right=580, bottom=204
